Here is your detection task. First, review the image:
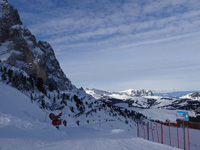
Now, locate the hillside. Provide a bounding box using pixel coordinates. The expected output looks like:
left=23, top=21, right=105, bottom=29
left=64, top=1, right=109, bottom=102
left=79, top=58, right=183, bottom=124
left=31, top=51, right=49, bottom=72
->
left=0, top=82, right=179, bottom=150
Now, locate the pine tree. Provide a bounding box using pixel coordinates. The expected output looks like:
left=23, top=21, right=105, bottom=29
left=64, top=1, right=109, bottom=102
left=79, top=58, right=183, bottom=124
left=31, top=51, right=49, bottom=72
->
left=41, top=99, right=45, bottom=108
left=70, top=106, right=74, bottom=112
left=53, top=97, right=56, bottom=103
left=36, top=77, right=44, bottom=92
left=1, top=73, right=6, bottom=80
left=30, top=93, right=33, bottom=103
left=48, top=83, right=54, bottom=91
left=3, top=67, right=7, bottom=73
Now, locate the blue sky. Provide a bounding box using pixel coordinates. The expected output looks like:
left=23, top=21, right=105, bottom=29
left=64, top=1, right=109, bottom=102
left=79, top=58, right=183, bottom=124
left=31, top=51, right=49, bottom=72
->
left=9, top=0, right=200, bottom=91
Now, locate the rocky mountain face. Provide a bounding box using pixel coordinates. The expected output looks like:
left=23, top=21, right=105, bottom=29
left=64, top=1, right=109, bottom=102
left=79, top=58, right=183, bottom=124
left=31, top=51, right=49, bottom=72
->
left=0, top=0, right=72, bottom=91
left=120, top=89, right=153, bottom=97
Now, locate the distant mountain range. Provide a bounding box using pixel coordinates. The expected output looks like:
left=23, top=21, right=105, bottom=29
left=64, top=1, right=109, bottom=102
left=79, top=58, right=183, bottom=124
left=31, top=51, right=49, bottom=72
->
left=85, top=88, right=153, bottom=100
left=85, top=88, right=200, bottom=111
left=153, top=90, right=200, bottom=97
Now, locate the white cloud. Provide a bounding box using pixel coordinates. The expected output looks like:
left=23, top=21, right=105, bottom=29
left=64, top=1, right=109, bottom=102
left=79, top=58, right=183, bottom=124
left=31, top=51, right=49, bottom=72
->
left=8, top=0, right=200, bottom=91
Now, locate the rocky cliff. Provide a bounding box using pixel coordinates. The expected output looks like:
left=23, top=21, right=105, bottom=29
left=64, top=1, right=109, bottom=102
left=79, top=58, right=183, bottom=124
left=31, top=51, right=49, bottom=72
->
left=0, top=0, right=72, bottom=91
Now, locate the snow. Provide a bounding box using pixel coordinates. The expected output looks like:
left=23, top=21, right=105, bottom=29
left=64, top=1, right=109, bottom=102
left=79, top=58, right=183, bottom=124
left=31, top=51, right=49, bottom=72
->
left=0, top=82, right=180, bottom=150
left=109, top=93, right=130, bottom=100
left=180, top=93, right=200, bottom=100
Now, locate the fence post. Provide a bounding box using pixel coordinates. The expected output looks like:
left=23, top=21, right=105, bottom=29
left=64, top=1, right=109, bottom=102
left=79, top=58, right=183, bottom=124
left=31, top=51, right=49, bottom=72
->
left=137, top=122, right=138, bottom=137
left=168, top=120, right=171, bottom=146
left=187, top=121, right=190, bottom=150
left=151, top=122, right=154, bottom=142
left=183, top=121, right=186, bottom=150
left=147, top=122, right=149, bottom=140
left=156, top=123, right=160, bottom=143
left=161, top=121, right=163, bottom=144
left=137, top=122, right=139, bottom=137
left=176, top=119, right=179, bottom=148
left=143, top=124, right=146, bottom=139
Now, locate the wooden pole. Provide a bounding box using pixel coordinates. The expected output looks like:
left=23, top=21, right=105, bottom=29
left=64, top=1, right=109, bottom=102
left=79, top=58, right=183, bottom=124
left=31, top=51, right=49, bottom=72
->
left=143, top=124, right=146, bottom=139
left=168, top=120, right=171, bottom=146
left=161, top=121, right=163, bottom=144
left=156, top=123, right=160, bottom=143
left=176, top=119, right=179, bottom=148
left=137, top=122, right=139, bottom=137
left=147, top=122, right=149, bottom=140
left=151, top=122, right=154, bottom=142
left=183, top=121, right=186, bottom=150
left=187, top=121, right=190, bottom=150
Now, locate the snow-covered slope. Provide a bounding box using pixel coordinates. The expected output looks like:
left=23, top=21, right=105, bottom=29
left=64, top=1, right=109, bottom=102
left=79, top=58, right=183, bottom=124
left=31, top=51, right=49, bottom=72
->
left=0, top=82, right=63, bottom=140
left=0, top=82, right=179, bottom=150
left=181, top=92, right=200, bottom=100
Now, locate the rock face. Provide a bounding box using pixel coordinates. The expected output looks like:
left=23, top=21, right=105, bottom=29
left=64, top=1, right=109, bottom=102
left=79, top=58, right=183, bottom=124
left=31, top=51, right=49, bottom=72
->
left=0, top=0, right=22, bottom=42
left=0, top=1, right=72, bottom=91
left=120, top=89, right=153, bottom=97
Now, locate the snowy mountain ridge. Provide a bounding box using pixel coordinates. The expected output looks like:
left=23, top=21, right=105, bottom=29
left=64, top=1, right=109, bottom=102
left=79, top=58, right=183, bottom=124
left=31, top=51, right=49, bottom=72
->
left=85, top=88, right=200, bottom=111
left=120, top=89, right=153, bottom=97
left=85, top=88, right=153, bottom=100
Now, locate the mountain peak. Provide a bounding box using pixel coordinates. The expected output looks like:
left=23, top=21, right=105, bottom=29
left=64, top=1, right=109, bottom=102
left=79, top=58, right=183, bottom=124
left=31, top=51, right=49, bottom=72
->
left=0, top=1, right=73, bottom=91
left=0, top=0, right=22, bottom=42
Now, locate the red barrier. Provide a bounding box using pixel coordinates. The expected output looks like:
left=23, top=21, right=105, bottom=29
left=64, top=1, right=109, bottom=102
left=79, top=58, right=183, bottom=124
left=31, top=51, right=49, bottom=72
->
left=187, top=121, right=190, bottom=150
left=156, top=123, right=160, bottom=143
left=151, top=122, right=154, bottom=142
left=168, top=120, right=171, bottom=146
left=176, top=120, right=179, bottom=148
